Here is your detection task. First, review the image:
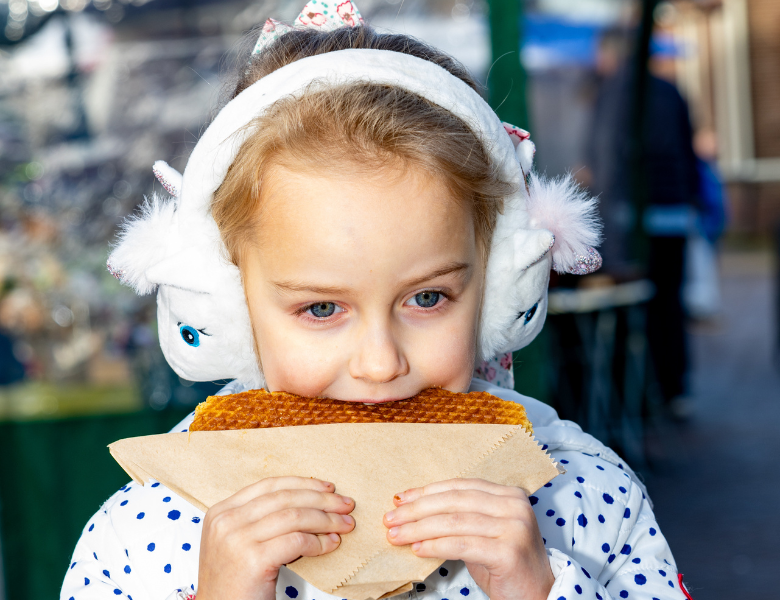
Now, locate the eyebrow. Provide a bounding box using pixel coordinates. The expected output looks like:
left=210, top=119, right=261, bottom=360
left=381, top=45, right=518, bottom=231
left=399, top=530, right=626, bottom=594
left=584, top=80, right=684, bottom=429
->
left=272, top=262, right=471, bottom=296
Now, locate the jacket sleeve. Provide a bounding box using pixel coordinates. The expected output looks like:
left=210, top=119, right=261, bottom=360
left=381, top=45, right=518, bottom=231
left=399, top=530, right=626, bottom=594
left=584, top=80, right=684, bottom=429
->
left=60, top=483, right=198, bottom=600
left=533, top=450, right=691, bottom=600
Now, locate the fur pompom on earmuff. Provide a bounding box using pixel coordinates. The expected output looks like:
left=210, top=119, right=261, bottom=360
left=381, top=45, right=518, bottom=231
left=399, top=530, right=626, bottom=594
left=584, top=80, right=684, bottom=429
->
left=107, top=193, right=177, bottom=294
left=525, top=173, right=603, bottom=274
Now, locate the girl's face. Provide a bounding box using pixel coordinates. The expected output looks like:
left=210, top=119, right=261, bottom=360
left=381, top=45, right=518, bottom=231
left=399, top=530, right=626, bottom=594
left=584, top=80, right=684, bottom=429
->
left=242, top=161, right=483, bottom=402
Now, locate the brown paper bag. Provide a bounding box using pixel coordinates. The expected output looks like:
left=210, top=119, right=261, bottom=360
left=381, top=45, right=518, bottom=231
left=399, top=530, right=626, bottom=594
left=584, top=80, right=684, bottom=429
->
left=110, top=423, right=562, bottom=600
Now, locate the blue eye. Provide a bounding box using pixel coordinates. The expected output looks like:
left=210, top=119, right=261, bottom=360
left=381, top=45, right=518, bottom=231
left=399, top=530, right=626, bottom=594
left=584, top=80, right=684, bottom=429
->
left=413, top=291, right=440, bottom=308
left=524, top=302, right=539, bottom=325
left=179, top=325, right=200, bottom=347
left=309, top=302, right=337, bottom=318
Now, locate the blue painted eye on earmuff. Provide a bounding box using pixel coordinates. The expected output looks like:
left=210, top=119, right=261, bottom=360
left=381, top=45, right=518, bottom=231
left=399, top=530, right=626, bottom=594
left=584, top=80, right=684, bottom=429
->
left=517, top=302, right=539, bottom=326
left=177, top=322, right=209, bottom=347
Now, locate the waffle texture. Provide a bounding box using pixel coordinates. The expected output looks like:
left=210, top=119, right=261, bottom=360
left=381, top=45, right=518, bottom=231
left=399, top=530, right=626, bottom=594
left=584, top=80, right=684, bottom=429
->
left=190, top=388, right=532, bottom=433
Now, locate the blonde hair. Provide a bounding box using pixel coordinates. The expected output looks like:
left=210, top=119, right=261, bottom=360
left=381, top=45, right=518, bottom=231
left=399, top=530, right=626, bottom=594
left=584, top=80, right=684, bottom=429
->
left=212, top=26, right=513, bottom=266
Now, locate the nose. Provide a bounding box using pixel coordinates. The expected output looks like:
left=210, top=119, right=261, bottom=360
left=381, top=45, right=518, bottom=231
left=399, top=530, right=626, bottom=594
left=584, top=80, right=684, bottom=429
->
left=349, top=319, right=409, bottom=384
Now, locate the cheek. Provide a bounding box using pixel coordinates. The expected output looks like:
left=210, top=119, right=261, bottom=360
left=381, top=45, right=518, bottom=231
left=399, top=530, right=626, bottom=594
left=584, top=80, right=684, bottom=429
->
left=253, top=321, right=342, bottom=396
left=408, top=300, right=480, bottom=392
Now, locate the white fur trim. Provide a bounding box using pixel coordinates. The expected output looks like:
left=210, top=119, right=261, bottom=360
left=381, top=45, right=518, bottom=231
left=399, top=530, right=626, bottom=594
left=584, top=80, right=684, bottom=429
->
left=525, top=173, right=602, bottom=274
left=107, top=193, right=177, bottom=295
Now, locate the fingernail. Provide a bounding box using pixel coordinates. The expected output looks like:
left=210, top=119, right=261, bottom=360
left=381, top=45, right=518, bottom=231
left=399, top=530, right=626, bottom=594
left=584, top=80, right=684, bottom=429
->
left=342, top=495, right=353, bottom=504
left=321, top=481, right=334, bottom=488
left=411, top=542, right=421, bottom=551
left=394, top=493, right=404, bottom=502
left=385, top=511, right=395, bottom=522
left=388, top=527, right=399, bottom=538
left=341, top=514, right=354, bottom=525
left=328, top=533, right=340, bottom=543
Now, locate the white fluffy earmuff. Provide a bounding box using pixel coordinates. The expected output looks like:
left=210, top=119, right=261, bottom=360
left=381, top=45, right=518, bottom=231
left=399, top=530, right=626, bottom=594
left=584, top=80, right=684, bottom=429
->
left=107, top=49, right=601, bottom=387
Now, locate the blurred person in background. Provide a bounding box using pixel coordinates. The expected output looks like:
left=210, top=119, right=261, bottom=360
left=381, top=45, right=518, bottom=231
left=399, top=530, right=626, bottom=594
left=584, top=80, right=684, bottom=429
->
left=584, top=28, right=699, bottom=420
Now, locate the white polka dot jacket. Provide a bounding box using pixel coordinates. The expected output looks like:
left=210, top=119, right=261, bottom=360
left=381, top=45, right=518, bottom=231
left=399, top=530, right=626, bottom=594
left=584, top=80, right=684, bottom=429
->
left=61, top=379, right=692, bottom=600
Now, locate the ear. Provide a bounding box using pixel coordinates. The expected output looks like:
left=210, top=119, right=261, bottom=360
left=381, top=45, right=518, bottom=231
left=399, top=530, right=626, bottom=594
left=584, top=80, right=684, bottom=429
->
left=145, top=243, right=236, bottom=294
left=525, top=173, right=603, bottom=274
left=513, top=228, right=555, bottom=271
left=107, top=193, right=177, bottom=295
left=153, top=161, right=183, bottom=197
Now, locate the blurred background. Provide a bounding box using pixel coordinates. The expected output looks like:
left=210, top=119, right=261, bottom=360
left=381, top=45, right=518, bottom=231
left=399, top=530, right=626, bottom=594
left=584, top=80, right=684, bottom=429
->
left=0, top=0, right=778, bottom=598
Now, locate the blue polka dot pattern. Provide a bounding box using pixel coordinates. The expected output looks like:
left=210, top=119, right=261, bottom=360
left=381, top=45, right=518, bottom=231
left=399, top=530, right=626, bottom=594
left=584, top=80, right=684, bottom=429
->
left=620, top=591, right=628, bottom=598
left=598, top=514, right=605, bottom=523
left=576, top=477, right=585, bottom=483
left=439, top=567, right=448, bottom=576
left=167, top=510, right=181, bottom=520
left=635, top=574, right=647, bottom=585
left=182, top=543, right=191, bottom=551
left=285, top=586, right=299, bottom=598
left=89, top=524, right=94, bottom=532
left=163, top=497, right=171, bottom=502
left=113, top=589, right=122, bottom=595
left=632, top=557, right=641, bottom=564
left=575, top=584, right=582, bottom=594
left=574, top=491, right=582, bottom=498
left=124, top=565, right=131, bottom=574
left=602, top=493, right=614, bottom=504
left=602, top=543, right=610, bottom=553
left=619, top=486, right=627, bottom=493
left=151, top=482, right=159, bottom=488
left=120, top=500, right=128, bottom=506
left=460, top=587, right=470, bottom=596
left=529, top=495, right=539, bottom=505
left=649, top=527, right=657, bottom=536
left=621, top=544, right=632, bottom=555
left=556, top=518, right=566, bottom=527
left=547, top=509, right=555, bottom=517
left=84, top=578, right=90, bottom=585
left=624, top=508, right=631, bottom=518
left=136, top=512, right=145, bottom=519
left=103, top=569, right=110, bottom=578
left=659, top=570, right=666, bottom=576
left=147, top=543, right=155, bottom=552
left=164, top=564, right=171, bottom=574
left=192, top=517, right=200, bottom=523
left=577, top=514, right=587, bottom=527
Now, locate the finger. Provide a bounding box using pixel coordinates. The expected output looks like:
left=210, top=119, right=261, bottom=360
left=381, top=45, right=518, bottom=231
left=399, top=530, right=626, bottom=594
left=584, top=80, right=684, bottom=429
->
left=215, top=477, right=335, bottom=511
left=387, top=513, right=509, bottom=545
left=409, top=535, right=504, bottom=566
left=240, top=488, right=354, bottom=524
left=248, top=509, right=355, bottom=544
left=394, top=479, right=526, bottom=506
left=259, top=531, right=342, bottom=567
left=385, top=489, right=530, bottom=526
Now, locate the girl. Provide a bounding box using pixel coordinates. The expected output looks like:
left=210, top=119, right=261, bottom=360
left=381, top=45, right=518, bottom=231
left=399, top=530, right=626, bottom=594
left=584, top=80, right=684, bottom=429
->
left=63, top=3, right=692, bottom=600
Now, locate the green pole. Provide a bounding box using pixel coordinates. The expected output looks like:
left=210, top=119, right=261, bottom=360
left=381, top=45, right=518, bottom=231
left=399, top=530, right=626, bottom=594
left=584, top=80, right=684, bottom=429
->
left=486, top=0, right=547, bottom=401
left=486, top=0, right=528, bottom=128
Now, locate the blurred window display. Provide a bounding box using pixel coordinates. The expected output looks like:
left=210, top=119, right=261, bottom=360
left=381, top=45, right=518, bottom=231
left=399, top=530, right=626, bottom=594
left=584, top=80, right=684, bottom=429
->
left=0, top=0, right=494, bottom=416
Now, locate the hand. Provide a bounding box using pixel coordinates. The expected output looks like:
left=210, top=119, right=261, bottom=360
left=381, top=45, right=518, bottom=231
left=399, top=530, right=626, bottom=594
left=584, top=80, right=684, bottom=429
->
left=383, top=478, right=553, bottom=600
left=197, top=477, right=355, bottom=600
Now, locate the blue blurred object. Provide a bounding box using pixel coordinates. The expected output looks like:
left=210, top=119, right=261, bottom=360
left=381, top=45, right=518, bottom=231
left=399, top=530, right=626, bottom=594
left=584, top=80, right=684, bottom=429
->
left=522, top=13, right=601, bottom=69
left=649, top=33, right=687, bottom=59
left=0, top=331, right=24, bottom=385
left=696, top=158, right=728, bottom=243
